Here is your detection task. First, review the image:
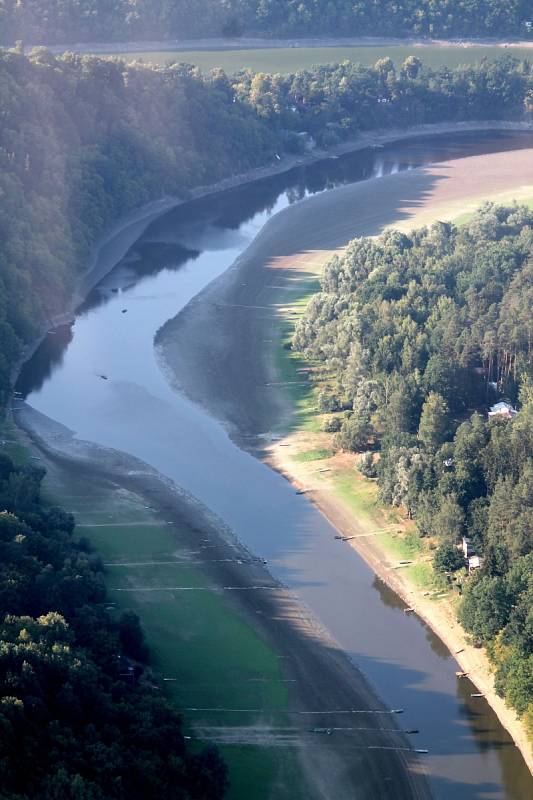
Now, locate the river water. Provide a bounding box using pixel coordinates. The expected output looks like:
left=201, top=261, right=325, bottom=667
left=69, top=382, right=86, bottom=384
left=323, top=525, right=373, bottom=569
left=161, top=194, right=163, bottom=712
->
left=17, top=131, right=533, bottom=799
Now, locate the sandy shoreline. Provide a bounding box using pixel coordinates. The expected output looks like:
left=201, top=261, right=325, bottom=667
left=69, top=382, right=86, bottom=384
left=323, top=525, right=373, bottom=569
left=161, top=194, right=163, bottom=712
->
left=157, top=144, right=533, bottom=772
left=270, top=442, right=533, bottom=774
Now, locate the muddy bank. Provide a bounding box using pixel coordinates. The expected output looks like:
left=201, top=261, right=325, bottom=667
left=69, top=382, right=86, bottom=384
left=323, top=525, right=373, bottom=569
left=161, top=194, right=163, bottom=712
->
left=14, top=128, right=533, bottom=797
left=43, top=36, right=533, bottom=56
left=157, top=145, right=533, bottom=771
left=10, top=120, right=532, bottom=392
left=15, top=404, right=431, bottom=800
left=157, top=146, right=533, bottom=440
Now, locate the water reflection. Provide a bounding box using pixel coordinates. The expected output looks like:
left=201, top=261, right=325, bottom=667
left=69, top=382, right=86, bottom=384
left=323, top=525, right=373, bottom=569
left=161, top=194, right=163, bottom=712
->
left=16, top=129, right=533, bottom=799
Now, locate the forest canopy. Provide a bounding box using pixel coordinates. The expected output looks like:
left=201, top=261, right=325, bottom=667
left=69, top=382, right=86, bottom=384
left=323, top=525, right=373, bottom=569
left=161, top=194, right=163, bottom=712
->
left=293, top=204, right=533, bottom=729
left=1, top=49, right=532, bottom=410
left=1, top=0, right=533, bottom=46
left=0, top=452, right=228, bottom=798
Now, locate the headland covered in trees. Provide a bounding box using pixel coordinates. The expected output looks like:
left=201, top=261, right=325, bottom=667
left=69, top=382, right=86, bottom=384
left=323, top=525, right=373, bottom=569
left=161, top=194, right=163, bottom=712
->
left=2, top=46, right=533, bottom=410
left=2, top=0, right=533, bottom=46
left=152, top=141, right=533, bottom=771
left=293, top=205, right=533, bottom=738
left=1, top=41, right=533, bottom=794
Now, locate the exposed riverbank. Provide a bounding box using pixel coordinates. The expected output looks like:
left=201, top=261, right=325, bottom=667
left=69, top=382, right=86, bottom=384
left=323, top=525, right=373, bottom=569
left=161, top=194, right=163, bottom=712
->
left=14, top=405, right=430, bottom=800
left=157, top=144, right=533, bottom=773
left=13, top=128, right=524, bottom=797
left=41, top=36, right=533, bottom=57
left=12, top=120, right=532, bottom=391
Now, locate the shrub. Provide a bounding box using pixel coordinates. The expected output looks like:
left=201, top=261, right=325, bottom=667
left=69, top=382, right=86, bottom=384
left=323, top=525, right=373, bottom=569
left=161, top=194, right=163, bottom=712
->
left=357, top=452, right=377, bottom=478
left=322, top=416, right=342, bottom=433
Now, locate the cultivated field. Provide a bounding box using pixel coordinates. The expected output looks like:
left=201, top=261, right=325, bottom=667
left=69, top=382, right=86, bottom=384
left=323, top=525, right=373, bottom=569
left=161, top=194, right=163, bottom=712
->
left=108, top=44, right=533, bottom=72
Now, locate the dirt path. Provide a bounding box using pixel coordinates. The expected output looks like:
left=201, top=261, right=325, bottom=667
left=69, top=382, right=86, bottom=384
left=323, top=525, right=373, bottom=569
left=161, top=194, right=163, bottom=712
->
left=158, top=145, right=533, bottom=771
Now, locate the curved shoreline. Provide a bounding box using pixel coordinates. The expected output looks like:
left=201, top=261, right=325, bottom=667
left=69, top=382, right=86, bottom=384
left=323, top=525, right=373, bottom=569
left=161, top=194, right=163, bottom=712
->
left=157, top=145, right=533, bottom=773
left=13, top=125, right=533, bottom=791
left=11, top=119, right=533, bottom=394
left=35, top=36, right=533, bottom=57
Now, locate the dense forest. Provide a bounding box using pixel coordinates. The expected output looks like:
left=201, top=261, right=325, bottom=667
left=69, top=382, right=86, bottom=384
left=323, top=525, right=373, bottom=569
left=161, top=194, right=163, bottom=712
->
left=1, top=0, right=533, bottom=46
left=293, top=204, right=533, bottom=733
left=1, top=48, right=533, bottom=410
left=0, top=49, right=532, bottom=777
left=0, top=452, right=227, bottom=798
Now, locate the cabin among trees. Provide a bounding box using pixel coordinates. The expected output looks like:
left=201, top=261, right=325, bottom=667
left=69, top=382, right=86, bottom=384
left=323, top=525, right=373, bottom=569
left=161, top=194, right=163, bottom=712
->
left=294, top=204, right=533, bottom=730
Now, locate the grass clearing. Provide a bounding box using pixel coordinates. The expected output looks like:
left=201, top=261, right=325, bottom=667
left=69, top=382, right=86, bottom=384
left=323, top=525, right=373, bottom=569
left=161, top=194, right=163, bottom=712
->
left=330, top=470, right=380, bottom=522
left=105, top=44, right=533, bottom=74
left=40, top=464, right=300, bottom=800
left=405, top=562, right=433, bottom=589
left=0, top=421, right=31, bottom=466
left=291, top=448, right=332, bottom=462
left=274, top=277, right=322, bottom=433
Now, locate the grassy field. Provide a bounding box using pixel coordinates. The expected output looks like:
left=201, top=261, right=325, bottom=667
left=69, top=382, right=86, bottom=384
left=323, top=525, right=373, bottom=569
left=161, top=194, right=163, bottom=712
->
left=107, top=44, right=533, bottom=73
left=40, top=463, right=306, bottom=800
left=273, top=276, right=322, bottom=433
left=270, top=251, right=438, bottom=592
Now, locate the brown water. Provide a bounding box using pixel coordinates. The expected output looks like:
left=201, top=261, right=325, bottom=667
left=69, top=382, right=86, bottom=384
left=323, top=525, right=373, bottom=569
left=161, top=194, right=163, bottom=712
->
left=17, top=131, right=533, bottom=799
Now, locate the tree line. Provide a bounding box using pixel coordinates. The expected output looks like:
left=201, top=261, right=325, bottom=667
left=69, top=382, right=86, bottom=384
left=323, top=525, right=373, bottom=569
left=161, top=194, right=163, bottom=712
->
left=1, top=50, right=533, bottom=775
left=1, top=0, right=533, bottom=46
left=293, top=204, right=533, bottom=734
left=1, top=49, right=533, bottom=410
left=0, top=451, right=228, bottom=798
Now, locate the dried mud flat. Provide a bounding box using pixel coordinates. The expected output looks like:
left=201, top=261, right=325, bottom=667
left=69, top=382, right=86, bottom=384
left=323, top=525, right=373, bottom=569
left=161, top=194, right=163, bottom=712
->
left=14, top=130, right=533, bottom=796
left=15, top=405, right=430, bottom=800
left=157, top=145, right=533, bottom=771
left=158, top=146, right=533, bottom=439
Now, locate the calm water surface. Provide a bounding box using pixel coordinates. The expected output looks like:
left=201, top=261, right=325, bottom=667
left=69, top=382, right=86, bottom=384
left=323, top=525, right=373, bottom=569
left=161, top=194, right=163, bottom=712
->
left=18, top=131, right=533, bottom=799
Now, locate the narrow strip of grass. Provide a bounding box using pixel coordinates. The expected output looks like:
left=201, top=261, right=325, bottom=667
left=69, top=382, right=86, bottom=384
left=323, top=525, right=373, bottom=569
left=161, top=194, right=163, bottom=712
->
left=0, top=421, right=31, bottom=466
left=40, top=464, right=302, bottom=800
left=272, top=272, right=438, bottom=594
left=291, top=448, right=332, bottom=462
left=274, top=278, right=323, bottom=433
left=103, top=44, right=533, bottom=74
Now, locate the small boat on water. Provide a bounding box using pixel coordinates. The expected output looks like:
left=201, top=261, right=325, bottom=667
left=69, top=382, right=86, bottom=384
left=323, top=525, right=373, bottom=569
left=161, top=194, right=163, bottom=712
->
left=404, top=607, right=415, bottom=614
left=455, top=671, right=468, bottom=678
left=471, top=693, right=484, bottom=698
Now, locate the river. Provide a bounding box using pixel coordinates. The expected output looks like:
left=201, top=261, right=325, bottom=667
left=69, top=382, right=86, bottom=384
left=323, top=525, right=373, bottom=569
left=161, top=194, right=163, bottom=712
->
left=17, top=130, right=533, bottom=799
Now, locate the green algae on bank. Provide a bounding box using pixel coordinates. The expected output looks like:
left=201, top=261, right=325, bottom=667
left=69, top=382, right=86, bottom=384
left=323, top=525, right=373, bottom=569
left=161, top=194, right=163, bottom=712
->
left=39, top=462, right=303, bottom=800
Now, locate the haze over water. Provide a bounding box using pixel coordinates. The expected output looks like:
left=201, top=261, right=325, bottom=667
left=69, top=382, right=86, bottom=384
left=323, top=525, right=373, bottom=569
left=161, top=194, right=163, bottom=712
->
left=18, top=131, right=533, bottom=799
